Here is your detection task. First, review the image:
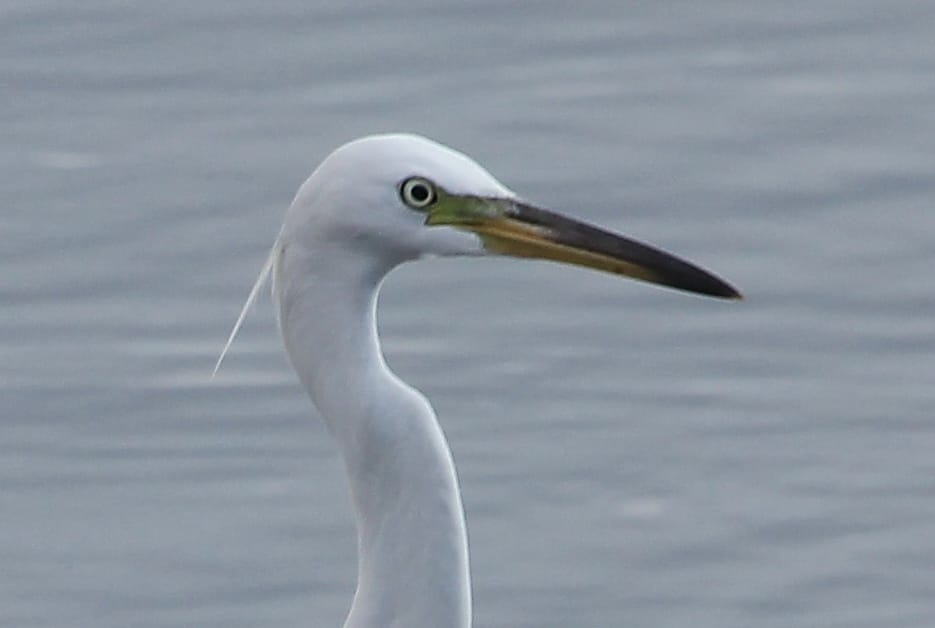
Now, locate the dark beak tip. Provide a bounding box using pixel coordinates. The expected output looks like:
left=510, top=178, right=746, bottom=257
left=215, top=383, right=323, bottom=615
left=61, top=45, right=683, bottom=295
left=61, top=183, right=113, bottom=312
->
left=679, top=274, right=742, bottom=300
left=505, top=200, right=744, bottom=302
left=718, top=284, right=743, bottom=301
left=670, top=270, right=741, bottom=301
left=708, top=281, right=743, bottom=301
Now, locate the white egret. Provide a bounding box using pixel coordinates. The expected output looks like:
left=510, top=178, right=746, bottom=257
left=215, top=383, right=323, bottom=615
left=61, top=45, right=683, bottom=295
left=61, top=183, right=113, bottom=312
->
left=216, top=134, right=740, bottom=628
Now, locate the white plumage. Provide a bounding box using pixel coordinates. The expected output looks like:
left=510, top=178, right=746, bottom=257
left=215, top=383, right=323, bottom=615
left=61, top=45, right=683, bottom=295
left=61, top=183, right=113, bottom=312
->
left=218, top=134, right=739, bottom=628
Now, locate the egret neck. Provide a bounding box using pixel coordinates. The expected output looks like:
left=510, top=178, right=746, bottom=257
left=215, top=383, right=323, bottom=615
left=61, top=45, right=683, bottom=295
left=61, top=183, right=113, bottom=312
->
left=274, top=237, right=472, bottom=628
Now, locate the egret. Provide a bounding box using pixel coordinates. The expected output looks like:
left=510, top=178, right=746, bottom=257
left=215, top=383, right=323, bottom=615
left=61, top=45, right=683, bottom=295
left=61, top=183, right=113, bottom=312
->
left=216, top=134, right=740, bottom=628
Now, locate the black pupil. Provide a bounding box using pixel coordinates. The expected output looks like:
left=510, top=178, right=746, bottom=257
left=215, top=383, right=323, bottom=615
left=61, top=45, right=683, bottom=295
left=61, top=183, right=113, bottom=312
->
left=409, top=183, right=429, bottom=203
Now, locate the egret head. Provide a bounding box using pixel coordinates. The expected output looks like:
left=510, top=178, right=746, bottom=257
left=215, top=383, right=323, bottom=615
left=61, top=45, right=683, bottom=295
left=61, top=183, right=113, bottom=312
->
left=282, top=134, right=508, bottom=266
left=281, top=133, right=739, bottom=298
left=214, top=134, right=740, bottom=375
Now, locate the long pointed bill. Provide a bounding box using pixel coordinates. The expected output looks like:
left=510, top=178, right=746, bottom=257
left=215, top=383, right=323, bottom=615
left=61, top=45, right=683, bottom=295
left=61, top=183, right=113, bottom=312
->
left=428, top=197, right=741, bottom=299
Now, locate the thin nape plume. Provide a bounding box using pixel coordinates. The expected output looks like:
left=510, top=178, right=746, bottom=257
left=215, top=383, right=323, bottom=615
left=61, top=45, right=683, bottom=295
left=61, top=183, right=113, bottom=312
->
left=212, top=238, right=280, bottom=377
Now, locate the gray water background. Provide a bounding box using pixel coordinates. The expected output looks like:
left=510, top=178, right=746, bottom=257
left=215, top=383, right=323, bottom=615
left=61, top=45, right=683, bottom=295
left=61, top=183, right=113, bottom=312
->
left=3, top=1, right=935, bottom=627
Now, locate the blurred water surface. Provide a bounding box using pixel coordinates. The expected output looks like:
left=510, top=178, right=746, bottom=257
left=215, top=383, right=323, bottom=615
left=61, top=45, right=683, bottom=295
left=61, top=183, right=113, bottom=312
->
left=3, top=2, right=935, bottom=627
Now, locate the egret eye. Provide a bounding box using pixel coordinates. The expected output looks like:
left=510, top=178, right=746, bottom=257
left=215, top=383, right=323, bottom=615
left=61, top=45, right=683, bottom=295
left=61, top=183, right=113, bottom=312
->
left=399, top=177, right=437, bottom=210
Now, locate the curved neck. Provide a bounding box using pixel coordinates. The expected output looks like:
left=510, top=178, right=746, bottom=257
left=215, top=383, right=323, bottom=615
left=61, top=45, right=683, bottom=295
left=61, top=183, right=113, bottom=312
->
left=275, top=242, right=471, bottom=628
